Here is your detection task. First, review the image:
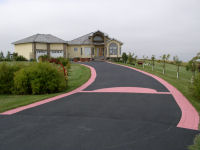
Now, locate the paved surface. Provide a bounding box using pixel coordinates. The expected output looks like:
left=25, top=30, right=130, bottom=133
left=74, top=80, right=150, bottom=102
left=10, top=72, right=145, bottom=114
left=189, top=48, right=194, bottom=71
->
left=0, top=61, right=199, bottom=150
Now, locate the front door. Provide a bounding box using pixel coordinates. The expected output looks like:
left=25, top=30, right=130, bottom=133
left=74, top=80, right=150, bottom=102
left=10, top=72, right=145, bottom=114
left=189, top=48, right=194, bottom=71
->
left=99, top=48, right=104, bottom=56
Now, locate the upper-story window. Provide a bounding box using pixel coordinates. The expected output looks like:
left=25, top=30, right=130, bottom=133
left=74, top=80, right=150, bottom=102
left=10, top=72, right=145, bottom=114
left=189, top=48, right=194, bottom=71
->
left=109, top=43, right=118, bottom=55
left=74, top=47, right=78, bottom=52
left=93, top=35, right=104, bottom=42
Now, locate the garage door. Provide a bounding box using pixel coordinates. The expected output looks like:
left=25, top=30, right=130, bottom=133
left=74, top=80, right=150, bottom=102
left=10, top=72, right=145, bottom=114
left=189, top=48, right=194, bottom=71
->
left=50, top=50, right=63, bottom=58
left=36, top=50, right=47, bottom=61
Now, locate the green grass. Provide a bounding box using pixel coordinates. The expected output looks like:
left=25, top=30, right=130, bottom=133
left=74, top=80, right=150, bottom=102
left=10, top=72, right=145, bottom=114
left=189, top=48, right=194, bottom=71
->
left=115, top=61, right=200, bottom=115
left=0, top=63, right=90, bottom=113
left=188, top=134, right=200, bottom=150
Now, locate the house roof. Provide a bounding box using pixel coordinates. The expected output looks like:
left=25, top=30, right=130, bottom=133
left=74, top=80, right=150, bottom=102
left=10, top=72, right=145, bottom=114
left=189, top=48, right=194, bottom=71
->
left=67, top=30, right=123, bottom=45
left=67, top=32, right=94, bottom=45
left=12, top=34, right=66, bottom=44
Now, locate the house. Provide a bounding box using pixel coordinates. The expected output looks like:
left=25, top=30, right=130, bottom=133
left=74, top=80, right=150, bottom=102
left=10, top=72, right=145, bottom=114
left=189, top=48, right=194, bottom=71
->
left=12, top=34, right=67, bottom=60
left=12, top=30, right=123, bottom=60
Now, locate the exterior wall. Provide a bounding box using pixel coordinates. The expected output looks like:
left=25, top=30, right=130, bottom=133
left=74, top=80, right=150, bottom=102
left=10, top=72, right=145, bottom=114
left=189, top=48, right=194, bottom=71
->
left=67, top=45, right=82, bottom=58
left=106, top=40, right=122, bottom=58
left=81, top=45, right=94, bottom=58
left=50, top=44, right=64, bottom=50
left=67, top=42, right=122, bottom=59
left=15, top=43, right=33, bottom=60
left=36, top=43, right=47, bottom=50
left=67, top=45, right=93, bottom=58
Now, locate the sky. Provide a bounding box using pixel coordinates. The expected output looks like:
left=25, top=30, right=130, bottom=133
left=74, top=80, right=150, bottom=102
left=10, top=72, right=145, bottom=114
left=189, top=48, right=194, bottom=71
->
left=0, top=0, right=200, bottom=61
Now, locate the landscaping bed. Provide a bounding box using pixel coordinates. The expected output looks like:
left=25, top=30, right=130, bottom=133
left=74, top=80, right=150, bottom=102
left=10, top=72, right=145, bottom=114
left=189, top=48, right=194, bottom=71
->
left=0, top=63, right=90, bottom=113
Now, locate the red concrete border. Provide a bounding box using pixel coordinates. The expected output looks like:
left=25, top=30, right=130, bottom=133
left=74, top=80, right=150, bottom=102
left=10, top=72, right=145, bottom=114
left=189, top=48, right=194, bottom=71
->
left=107, top=61, right=199, bottom=130
left=0, top=64, right=96, bottom=115
left=81, top=87, right=170, bottom=94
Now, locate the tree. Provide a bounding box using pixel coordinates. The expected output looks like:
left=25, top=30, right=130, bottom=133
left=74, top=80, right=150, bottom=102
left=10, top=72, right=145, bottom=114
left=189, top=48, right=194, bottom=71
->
left=0, top=51, right=4, bottom=61
left=151, top=55, right=155, bottom=71
left=12, top=52, right=18, bottom=61
left=173, top=55, right=182, bottom=79
left=127, top=52, right=134, bottom=65
left=142, top=55, right=148, bottom=69
left=122, top=52, right=128, bottom=63
left=186, top=53, right=200, bottom=83
left=161, top=54, right=170, bottom=74
left=6, top=51, right=11, bottom=61
left=133, top=55, right=137, bottom=65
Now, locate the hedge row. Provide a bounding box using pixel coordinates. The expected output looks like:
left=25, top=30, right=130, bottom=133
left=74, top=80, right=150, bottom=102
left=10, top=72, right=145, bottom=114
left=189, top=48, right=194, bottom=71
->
left=0, top=62, right=67, bottom=95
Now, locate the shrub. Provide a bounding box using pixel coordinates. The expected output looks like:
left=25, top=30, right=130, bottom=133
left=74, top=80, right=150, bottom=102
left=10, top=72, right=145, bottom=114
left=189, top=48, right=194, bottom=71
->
left=122, top=52, right=128, bottom=63
left=13, top=67, right=32, bottom=94
left=14, top=63, right=67, bottom=95
left=0, top=63, right=21, bottom=94
left=188, top=134, right=200, bottom=150
left=15, top=55, right=27, bottom=61
left=192, top=73, right=200, bottom=99
left=38, top=55, right=49, bottom=62
left=57, top=57, right=70, bottom=68
left=127, top=53, right=133, bottom=64
left=110, top=57, right=119, bottom=62
left=30, top=58, right=36, bottom=62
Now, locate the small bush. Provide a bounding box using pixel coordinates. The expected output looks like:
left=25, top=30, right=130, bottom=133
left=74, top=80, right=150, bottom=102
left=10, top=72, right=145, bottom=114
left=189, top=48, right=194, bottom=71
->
left=122, top=52, right=128, bottom=63
left=30, top=58, right=36, bottom=62
left=192, top=74, right=200, bottom=99
left=110, top=57, right=120, bottom=62
left=57, top=57, right=70, bottom=68
left=14, top=63, right=67, bottom=95
left=38, top=55, right=49, bottom=62
left=0, top=63, right=21, bottom=94
left=15, top=55, right=27, bottom=61
left=188, top=134, right=200, bottom=150
left=127, top=53, right=133, bottom=64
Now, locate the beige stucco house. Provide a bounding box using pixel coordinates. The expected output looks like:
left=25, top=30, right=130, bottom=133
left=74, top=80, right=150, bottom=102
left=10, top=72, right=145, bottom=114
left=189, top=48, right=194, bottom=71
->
left=12, top=30, right=123, bottom=60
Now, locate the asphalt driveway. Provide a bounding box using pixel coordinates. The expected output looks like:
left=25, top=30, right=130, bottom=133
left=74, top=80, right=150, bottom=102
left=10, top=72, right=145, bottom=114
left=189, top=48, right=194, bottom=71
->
left=0, top=61, right=199, bottom=150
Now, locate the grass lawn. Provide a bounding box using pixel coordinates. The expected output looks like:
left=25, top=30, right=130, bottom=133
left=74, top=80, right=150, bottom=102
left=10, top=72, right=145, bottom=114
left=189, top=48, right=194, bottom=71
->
left=0, top=63, right=90, bottom=113
left=114, top=61, right=200, bottom=115
left=188, top=134, right=200, bottom=150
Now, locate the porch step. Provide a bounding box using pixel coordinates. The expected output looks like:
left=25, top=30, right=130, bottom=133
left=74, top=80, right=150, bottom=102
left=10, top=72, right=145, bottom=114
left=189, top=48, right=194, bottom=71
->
left=93, top=56, right=105, bottom=61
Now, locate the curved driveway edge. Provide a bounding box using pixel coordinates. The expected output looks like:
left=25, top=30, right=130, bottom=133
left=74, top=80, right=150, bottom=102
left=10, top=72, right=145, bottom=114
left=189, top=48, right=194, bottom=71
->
left=0, top=64, right=96, bottom=115
left=108, top=61, right=199, bottom=130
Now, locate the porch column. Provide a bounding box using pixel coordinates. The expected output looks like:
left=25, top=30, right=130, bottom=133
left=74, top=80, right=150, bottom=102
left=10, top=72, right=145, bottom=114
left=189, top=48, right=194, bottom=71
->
left=104, top=36, right=106, bottom=59
left=33, top=42, right=36, bottom=59
left=47, top=43, right=50, bottom=58
left=63, top=43, right=67, bottom=58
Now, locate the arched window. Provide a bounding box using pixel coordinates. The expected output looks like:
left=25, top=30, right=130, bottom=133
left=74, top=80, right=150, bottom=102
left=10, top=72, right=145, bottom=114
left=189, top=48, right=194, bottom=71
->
left=93, top=36, right=103, bottom=42
left=109, top=43, right=118, bottom=55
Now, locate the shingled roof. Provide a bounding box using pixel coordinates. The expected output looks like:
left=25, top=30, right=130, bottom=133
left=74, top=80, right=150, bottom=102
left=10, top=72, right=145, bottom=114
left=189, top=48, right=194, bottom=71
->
left=12, top=34, right=66, bottom=44
left=67, top=32, right=94, bottom=45
left=68, top=30, right=123, bottom=45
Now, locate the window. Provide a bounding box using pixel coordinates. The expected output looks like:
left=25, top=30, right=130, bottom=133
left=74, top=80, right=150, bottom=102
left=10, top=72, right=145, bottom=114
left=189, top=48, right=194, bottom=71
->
left=109, top=43, right=118, bottom=55
left=94, top=36, right=103, bottom=41
left=93, top=35, right=104, bottom=42
left=81, top=48, right=83, bottom=55
left=84, top=47, right=91, bottom=56
left=74, top=47, right=78, bottom=52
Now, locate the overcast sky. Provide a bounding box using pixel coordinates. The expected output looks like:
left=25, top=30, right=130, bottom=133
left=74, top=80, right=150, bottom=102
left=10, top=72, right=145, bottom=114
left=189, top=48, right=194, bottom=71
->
left=0, top=0, right=200, bottom=61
